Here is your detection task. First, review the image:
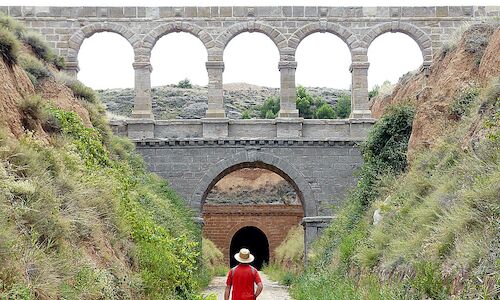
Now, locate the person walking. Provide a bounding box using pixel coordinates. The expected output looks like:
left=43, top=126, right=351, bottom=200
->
left=224, top=248, right=263, bottom=300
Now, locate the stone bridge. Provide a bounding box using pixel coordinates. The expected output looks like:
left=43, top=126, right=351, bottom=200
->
left=5, top=5, right=499, bottom=260
left=5, top=6, right=499, bottom=120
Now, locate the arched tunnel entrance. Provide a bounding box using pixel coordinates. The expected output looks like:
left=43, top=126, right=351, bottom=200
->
left=230, top=226, right=269, bottom=270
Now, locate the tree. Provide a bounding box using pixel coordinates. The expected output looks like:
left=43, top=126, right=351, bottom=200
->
left=259, top=97, right=279, bottom=118
left=296, top=86, right=313, bottom=118
left=177, top=78, right=192, bottom=89
left=315, top=103, right=336, bottom=119
left=333, top=94, right=351, bottom=119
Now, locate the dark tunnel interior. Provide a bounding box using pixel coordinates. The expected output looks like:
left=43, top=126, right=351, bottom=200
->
left=229, top=226, right=270, bottom=270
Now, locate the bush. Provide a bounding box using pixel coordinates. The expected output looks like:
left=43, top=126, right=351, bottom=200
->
left=19, top=55, right=52, bottom=85
left=18, top=96, right=49, bottom=131
left=296, top=86, right=313, bottom=118
left=333, top=94, right=351, bottom=119
left=241, top=110, right=251, bottom=119
left=259, top=97, right=279, bottom=119
left=0, top=27, right=20, bottom=65
left=449, top=87, right=480, bottom=119
left=22, top=32, right=53, bottom=62
left=67, top=80, right=98, bottom=103
left=177, top=78, right=192, bottom=89
left=315, top=103, right=335, bottom=119
left=368, top=85, right=379, bottom=100
left=0, top=13, right=26, bottom=38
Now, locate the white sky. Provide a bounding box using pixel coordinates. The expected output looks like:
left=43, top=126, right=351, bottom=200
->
left=4, top=0, right=496, bottom=90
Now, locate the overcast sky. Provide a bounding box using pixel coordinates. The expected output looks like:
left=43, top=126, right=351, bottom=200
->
left=3, top=0, right=496, bottom=90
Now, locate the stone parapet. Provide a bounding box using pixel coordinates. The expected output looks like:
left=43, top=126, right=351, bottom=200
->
left=109, top=118, right=376, bottom=140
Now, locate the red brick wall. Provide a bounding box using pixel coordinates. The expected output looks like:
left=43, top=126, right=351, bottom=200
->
left=202, top=204, right=304, bottom=264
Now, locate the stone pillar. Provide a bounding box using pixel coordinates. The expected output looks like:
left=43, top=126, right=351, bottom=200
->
left=278, top=61, right=299, bottom=118
left=65, top=61, right=79, bottom=78
left=131, top=61, right=154, bottom=119
left=350, top=61, right=372, bottom=119
left=302, top=216, right=334, bottom=265
left=205, top=61, right=225, bottom=118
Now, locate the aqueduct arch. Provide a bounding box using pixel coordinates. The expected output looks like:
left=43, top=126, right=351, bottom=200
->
left=9, top=5, right=493, bottom=120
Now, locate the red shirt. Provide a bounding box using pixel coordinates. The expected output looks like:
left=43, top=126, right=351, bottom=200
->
left=226, top=264, right=262, bottom=300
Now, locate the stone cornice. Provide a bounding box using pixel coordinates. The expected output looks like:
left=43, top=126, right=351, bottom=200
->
left=134, top=138, right=362, bottom=147
left=4, top=6, right=496, bottom=20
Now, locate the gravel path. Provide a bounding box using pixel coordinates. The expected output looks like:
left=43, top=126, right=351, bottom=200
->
left=203, top=273, right=292, bottom=300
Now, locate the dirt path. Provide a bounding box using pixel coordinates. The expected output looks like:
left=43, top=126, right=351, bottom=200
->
left=203, top=273, right=292, bottom=300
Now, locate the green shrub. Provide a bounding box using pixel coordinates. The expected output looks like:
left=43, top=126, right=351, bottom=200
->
left=52, top=55, right=66, bottom=70
left=176, top=78, right=192, bottom=89
left=0, top=27, right=20, bottom=65
left=333, top=94, right=351, bottom=119
left=18, top=96, right=48, bottom=131
left=0, top=13, right=26, bottom=38
left=19, top=55, right=52, bottom=85
left=413, top=261, right=448, bottom=299
left=296, top=86, right=313, bottom=118
left=315, top=103, right=335, bottom=119
left=202, top=238, right=224, bottom=270
left=368, top=85, right=379, bottom=100
left=67, top=80, right=98, bottom=103
left=241, top=110, right=251, bottom=119
left=48, top=108, right=110, bottom=167
left=449, top=87, right=480, bottom=119
left=463, top=24, right=495, bottom=65
left=22, top=32, right=53, bottom=62
left=274, top=225, right=304, bottom=269
left=259, top=96, right=280, bottom=118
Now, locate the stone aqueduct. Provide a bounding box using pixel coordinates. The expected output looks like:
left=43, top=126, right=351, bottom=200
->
left=6, top=6, right=499, bottom=261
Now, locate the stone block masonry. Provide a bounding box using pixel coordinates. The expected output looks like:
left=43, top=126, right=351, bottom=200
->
left=7, top=6, right=498, bottom=120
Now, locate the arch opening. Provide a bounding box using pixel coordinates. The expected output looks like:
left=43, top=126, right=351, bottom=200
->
left=201, top=162, right=304, bottom=210
left=223, top=32, right=280, bottom=89
left=77, top=32, right=134, bottom=89
left=296, top=32, right=352, bottom=89
left=230, top=226, right=270, bottom=270
left=150, top=32, right=208, bottom=88
left=368, top=32, right=423, bottom=93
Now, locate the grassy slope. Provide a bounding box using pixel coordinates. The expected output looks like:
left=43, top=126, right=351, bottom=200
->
left=288, top=27, right=500, bottom=299
left=0, top=15, right=207, bottom=300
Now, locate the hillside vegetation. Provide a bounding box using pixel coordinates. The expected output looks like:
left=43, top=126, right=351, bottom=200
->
left=265, top=24, right=499, bottom=299
left=0, top=15, right=208, bottom=299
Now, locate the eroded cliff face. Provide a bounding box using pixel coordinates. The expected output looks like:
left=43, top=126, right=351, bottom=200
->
left=371, top=24, right=500, bottom=159
left=0, top=46, right=91, bottom=140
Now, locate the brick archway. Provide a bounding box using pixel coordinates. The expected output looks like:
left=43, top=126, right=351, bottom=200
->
left=191, top=151, right=316, bottom=216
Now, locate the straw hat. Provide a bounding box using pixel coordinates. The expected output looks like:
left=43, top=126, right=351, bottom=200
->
left=234, top=248, right=255, bottom=264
